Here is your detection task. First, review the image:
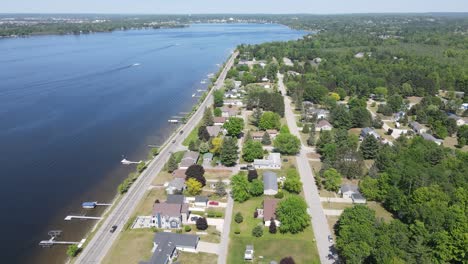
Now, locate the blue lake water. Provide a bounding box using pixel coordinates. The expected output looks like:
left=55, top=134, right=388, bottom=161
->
left=0, top=23, right=306, bottom=263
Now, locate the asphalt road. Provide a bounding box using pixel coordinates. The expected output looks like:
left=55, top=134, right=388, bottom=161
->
left=217, top=194, right=233, bottom=264
left=278, top=73, right=335, bottom=264
left=74, top=51, right=238, bottom=264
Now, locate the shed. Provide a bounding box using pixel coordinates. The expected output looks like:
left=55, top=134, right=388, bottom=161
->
left=351, top=193, right=367, bottom=204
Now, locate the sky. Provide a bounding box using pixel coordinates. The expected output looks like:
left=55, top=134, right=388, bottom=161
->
left=1, top=0, right=467, bottom=14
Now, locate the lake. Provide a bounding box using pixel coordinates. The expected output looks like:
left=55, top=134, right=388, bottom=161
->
left=0, top=23, right=306, bottom=264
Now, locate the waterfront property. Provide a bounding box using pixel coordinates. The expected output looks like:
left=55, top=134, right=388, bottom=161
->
left=152, top=195, right=189, bottom=229
left=139, top=233, right=200, bottom=264
left=179, top=151, right=200, bottom=169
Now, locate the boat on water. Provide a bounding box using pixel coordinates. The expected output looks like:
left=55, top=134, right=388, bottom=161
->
left=192, top=93, right=196, bottom=97
left=82, top=202, right=97, bottom=209
left=132, top=63, right=141, bottom=67
left=200, top=80, right=207, bottom=84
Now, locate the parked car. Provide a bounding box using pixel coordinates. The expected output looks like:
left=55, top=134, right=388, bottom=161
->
left=328, top=235, right=333, bottom=243
left=110, top=225, right=118, bottom=233
left=240, top=166, right=248, bottom=170
left=190, top=216, right=199, bottom=221
left=209, top=201, right=219, bottom=206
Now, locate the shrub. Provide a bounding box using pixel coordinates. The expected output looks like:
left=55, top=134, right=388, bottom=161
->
left=184, top=225, right=192, bottom=232
left=234, top=227, right=241, bottom=234
left=252, top=225, right=264, bottom=237
left=280, top=257, right=295, bottom=264
left=235, top=212, right=244, bottom=223
left=269, top=217, right=277, bottom=234
left=66, top=245, right=81, bottom=257
left=176, top=229, right=183, bottom=234
left=196, top=217, right=208, bottom=230
left=274, top=191, right=284, bottom=199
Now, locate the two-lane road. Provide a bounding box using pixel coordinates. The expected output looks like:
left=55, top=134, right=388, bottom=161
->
left=75, top=51, right=238, bottom=264
left=278, top=73, right=335, bottom=264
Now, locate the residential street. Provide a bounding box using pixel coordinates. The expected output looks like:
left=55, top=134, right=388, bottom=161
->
left=217, top=194, right=233, bottom=264
left=278, top=73, right=335, bottom=264
left=74, top=51, right=238, bottom=264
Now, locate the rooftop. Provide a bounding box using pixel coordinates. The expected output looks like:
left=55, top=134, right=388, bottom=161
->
left=263, top=171, right=278, bottom=191
left=263, top=198, right=280, bottom=221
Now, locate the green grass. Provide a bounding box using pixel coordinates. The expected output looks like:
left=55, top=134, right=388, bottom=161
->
left=102, top=229, right=154, bottom=264
left=367, top=201, right=394, bottom=223
left=227, top=196, right=320, bottom=264
left=183, top=125, right=200, bottom=146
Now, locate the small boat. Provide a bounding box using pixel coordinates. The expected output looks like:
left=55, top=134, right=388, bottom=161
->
left=200, top=80, right=207, bottom=84
left=192, top=93, right=196, bottom=97
left=132, top=63, right=141, bottom=67
left=82, top=202, right=97, bottom=209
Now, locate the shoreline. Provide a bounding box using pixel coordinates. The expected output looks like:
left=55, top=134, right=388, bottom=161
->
left=72, top=50, right=238, bottom=263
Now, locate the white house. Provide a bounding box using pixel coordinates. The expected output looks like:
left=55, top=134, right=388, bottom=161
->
left=339, top=184, right=359, bottom=199
left=223, top=99, right=244, bottom=107
left=253, top=153, right=281, bottom=170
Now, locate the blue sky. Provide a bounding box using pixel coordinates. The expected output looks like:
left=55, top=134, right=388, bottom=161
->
left=1, top=0, right=467, bottom=14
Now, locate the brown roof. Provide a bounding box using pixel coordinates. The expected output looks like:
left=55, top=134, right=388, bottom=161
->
left=263, top=199, right=280, bottom=221
left=213, top=117, right=227, bottom=123
left=266, top=129, right=278, bottom=135
left=153, top=203, right=183, bottom=217
left=173, top=169, right=187, bottom=178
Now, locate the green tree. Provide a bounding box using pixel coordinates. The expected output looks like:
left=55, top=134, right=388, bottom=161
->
left=249, top=179, right=264, bottom=196
left=242, top=140, right=264, bottom=162
left=252, top=107, right=263, bottom=127
left=361, top=135, right=380, bottom=159
left=337, top=88, right=347, bottom=100
left=457, top=125, right=468, bottom=146
left=234, top=212, right=244, bottom=223
left=196, top=217, right=208, bottom=230
left=279, top=257, right=295, bottom=264
left=387, top=94, right=404, bottom=112
left=261, top=132, right=272, bottom=145
left=198, top=126, right=210, bottom=141
left=214, top=179, right=227, bottom=197
left=283, top=177, right=303, bottom=194
left=331, top=105, right=352, bottom=129
left=223, top=117, right=245, bottom=137
left=322, top=168, right=342, bottom=192
left=213, top=90, right=224, bottom=107
left=186, top=178, right=203, bottom=195
left=214, top=107, right=222, bottom=117
left=185, top=164, right=206, bottom=186
left=199, top=141, right=210, bottom=154
left=252, top=225, right=264, bottom=237
left=350, top=107, right=372, bottom=128
left=259, top=111, right=281, bottom=130
left=273, top=133, right=301, bottom=155
left=248, top=169, right=258, bottom=182
left=276, top=196, right=310, bottom=233
left=202, top=107, right=214, bottom=126
left=167, top=153, right=178, bottom=173
left=302, top=124, right=310, bottom=134
left=269, top=217, right=277, bottom=234
left=231, top=173, right=251, bottom=202
left=220, top=137, right=239, bottom=166
left=137, top=161, right=147, bottom=173
left=374, top=87, right=388, bottom=101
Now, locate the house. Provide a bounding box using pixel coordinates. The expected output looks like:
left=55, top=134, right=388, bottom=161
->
left=213, top=117, right=227, bottom=126
left=194, top=196, right=209, bottom=208
left=179, top=151, right=199, bottom=169
left=139, top=233, right=199, bottom=264
left=421, top=133, right=443, bottom=145
left=234, top=81, right=242, bottom=89
left=224, top=99, right=243, bottom=107
left=316, top=120, right=333, bottom=131
left=202, top=153, right=213, bottom=166
left=263, top=171, right=279, bottom=195
left=360, top=127, right=381, bottom=139
left=460, top=103, right=468, bottom=110
left=263, top=199, right=280, bottom=227
left=351, top=193, right=367, bottom=204
left=313, top=57, right=322, bottom=64
left=409, top=121, right=427, bottom=134
left=254, top=153, right=282, bottom=170
left=221, top=106, right=239, bottom=117
left=244, top=245, right=254, bottom=260
left=312, top=109, right=330, bottom=119
left=448, top=113, right=467, bottom=126
left=172, top=169, right=187, bottom=179
left=354, top=52, right=365, bottom=59
left=394, top=111, right=406, bottom=122
left=266, top=129, right=278, bottom=139
left=339, top=184, right=359, bottom=199
left=165, top=178, right=185, bottom=195
left=206, top=125, right=222, bottom=137
left=287, top=70, right=301, bottom=77
left=151, top=200, right=189, bottom=229
left=283, top=57, right=294, bottom=67
left=251, top=131, right=265, bottom=141
left=167, top=194, right=186, bottom=204
left=225, top=90, right=239, bottom=99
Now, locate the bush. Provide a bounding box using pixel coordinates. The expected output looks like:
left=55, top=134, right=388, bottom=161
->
left=280, top=257, right=296, bottom=264
left=274, top=191, right=284, bottom=199
left=66, top=245, right=81, bottom=257
left=196, top=217, right=208, bottom=230
left=137, top=161, right=147, bottom=173
left=252, top=225, right=264, bottom=237
left=176, top=229, right=182, bottom=234
left=184, top=225, right=192, bottom=232
left=234, top=227, right=241, bottom=234
left=235, top=212, right=244, bottom=223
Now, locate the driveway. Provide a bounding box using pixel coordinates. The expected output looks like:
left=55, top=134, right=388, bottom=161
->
left=323, top=209, right=344, bottom=216
left=320, top=197, right=353, bottom=203
left=207, top=218, right=224, bottom=232
left=197, top=241, right=220, bottom=255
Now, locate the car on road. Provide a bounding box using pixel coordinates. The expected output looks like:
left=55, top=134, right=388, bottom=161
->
left=179, top=130, right=184, bottom=134
left=172, top=140, right=176, bottom=144
left=328, top=235, right=333, bottom=243
left=110, top=225, right=118, bottom=233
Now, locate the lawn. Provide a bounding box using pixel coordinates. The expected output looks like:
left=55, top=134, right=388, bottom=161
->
left=176, top=252, right=218, bottom=264
left=151, top=170, right=173, bottom=185
left=367, top=201, right=394, bottom=223
left=102, top=229, right=154, bottom=264
left=183, top=124, right=200, bottom=146
left=205, top=168, right=233, bottom=179
left=321, top=202, right=353, bottom=210
left=184, top=225, right=221, bottom=243
left=227, top=196, right=320, bottom=264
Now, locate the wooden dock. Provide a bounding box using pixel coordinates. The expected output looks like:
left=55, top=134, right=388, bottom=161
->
left=64, top=215, right=103, bottom=221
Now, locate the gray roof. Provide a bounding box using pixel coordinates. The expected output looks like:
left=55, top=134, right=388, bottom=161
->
left=203, top=152, right=214, bottom=160
left=167, top=194, right=185, bottom=204
left=263, top=171, right=278, bottom=191
left=351, top=193, right=366, bottom=201
left=409, top=121, right=423, bottom=130
left=180, top=151, right=199, bottom=167
left=421, top=133, right=442, bottom=143
left=340, top=184, right=358, bottom=193
left=206, top=126, right=222, bottom=137
left=141, top=233, right=199, bottom=264
left=168, top=178, right=185, bottom=190
left=195, top=196, right=209, bottom=203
